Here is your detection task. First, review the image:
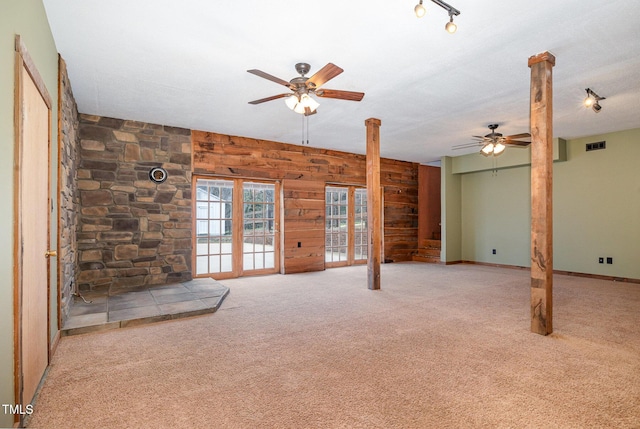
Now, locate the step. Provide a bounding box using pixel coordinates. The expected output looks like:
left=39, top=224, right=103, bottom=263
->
left=421, top=239, right=441, bottom=249
left=412, top=255, right=441, bottom=263
left=418, top=247, right=441, bottom=257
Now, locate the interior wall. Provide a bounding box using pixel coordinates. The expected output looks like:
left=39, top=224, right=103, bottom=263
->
left=455, top=128, right=640, bottom=280
left=76, top=115, right=193, bottom=292
left=192, top=131, right=419, bottom=272
left=441, top=157, right=462, bottom=262
left=0, top=0, right=59, bottom=426
left=554, top=129, right=640, bottom=279
left=58, top=56, right=79, bottom=322
left=461, top=166, right=531, bottom=266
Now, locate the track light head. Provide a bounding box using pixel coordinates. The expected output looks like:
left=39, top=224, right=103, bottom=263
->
left=445, top=15, right=457, bottom=33
left=592, top=102, right=602, bottom=113
left=584, top=88, right=605, bottom=112
left=415, top=0, right=426, bottom=18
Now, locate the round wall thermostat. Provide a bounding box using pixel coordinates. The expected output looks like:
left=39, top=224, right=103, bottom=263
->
left=149, top=167, right=168, bottom=184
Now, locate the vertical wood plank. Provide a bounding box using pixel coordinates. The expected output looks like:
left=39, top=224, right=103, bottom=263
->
left=366, top=118, right=382, bottom=290
left=528, top=51, right=556, bottom=335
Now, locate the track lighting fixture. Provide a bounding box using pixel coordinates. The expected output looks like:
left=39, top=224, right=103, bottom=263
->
left=414, top=0, right=461, bottom=33
left=584, top=88, right=605, bottom=113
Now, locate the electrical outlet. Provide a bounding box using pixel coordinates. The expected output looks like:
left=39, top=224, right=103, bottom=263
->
left=598, top=257, right=604, bottom=264
left=607, top=257, right=613, bottom=264
left=492, top=249, right=496, bottom=255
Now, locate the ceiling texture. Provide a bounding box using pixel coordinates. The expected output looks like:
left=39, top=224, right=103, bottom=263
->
left=43, top=0, right=640, bottom=164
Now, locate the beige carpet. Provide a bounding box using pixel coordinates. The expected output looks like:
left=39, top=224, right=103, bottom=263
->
left=27, top=263, right=640, bottom=428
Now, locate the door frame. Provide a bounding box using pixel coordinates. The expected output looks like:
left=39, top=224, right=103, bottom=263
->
left=13, top=35, right=53, bottom=423
left=325, top=185, right=369, bottom=268
left=192, top=175, right=281, bottom=279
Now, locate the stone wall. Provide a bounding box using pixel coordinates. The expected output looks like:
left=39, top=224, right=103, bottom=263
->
left=58, top=56, right=79, bottom=321
left=77, top=115, right=192, bottom=292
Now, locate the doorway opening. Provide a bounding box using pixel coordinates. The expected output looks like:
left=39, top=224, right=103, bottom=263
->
left=194, top=177, right=280, bottom=279
left=325, top=186, right=368, bottom=267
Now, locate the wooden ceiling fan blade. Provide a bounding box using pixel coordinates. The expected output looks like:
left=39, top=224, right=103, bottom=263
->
left=307, top=63, right=343, bottom=88
left=248, top=93, right=290, bottom=105
left=507, top=133, right=531, bottom=140
left=316, top=89, right=364, bottom=101
left=452, top=143, right=482, bottom=150
left=505, top=140, right=531, bottom=146
left=247, top=69, right=291, bottom=87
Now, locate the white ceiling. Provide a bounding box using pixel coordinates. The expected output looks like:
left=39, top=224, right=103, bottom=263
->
left=43, top=0, right=640, bottom=164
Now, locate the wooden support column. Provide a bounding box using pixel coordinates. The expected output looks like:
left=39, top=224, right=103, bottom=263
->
left=528, top=51, right=555, bottom=335
left=366, top=118, right=382, bottom=290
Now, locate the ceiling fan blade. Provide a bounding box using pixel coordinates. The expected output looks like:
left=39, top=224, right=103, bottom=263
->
left=504, top=140, right=531, bottom=146
left=316, top=89, right=364, bottom=101
left=248, top=93, right=290, bottom=105
left=307, top=63, right=343, bottom=88
left=247, top=69, right=291, bottom=87
left=506, top=133, right=531, bottom=140
left=452, top=142, right=482, bottom=150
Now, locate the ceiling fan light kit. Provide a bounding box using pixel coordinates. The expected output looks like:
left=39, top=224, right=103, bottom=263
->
left=414, top=0, right=460, bottom=33
left=584, top=88, right=605, bottom=113
left=453, top=124, right=531, bottom=157
left=248, top=62, right=364, bottom=116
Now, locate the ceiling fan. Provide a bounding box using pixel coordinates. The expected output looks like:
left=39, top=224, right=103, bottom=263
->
left=453, top=124, right=531, bottom=156
left=247, top=62, right=365, bottom=116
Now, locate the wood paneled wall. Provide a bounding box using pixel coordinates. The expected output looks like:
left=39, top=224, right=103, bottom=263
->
left=192, top=131, right=419, bottom=273
left=418, top=165, right=441, bottom=241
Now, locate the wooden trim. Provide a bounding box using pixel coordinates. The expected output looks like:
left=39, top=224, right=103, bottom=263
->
left=13, top=34, right=54, bottom=425
left=55, top=55, right=63, bottom=331
left=459, top=261, right=640, bottom=284
left=46, top=71, right=53, bottom=362
left=13, top=37, right=25, bottom=424
left=461, top=261, right=529, bottom=271
left=15, top=35, right=52, bottom=110
left=50, top=329, right=61, bottom=357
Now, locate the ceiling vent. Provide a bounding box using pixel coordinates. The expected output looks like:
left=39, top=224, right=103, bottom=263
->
left=586, top=141, right=606, bottom=151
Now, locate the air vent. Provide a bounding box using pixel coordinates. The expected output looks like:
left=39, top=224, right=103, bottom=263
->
left=586, top=141, right=606, bottom=151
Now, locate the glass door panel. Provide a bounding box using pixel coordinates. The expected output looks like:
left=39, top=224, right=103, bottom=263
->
left=195, top=179, right=234, bottom=275
left=354, top=188, right=368, bottom=261
left=242, top=182, right=276, bottom=273
left=325, top=187, right=349, bottom=264
left=325, top=186, right=368, bottom=267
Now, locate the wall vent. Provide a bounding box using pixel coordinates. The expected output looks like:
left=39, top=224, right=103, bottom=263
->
left=586, top=141, right=606, bottom=151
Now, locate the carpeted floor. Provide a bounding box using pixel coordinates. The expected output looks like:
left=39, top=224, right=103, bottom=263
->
left=27, top=263, right=640, bottom=428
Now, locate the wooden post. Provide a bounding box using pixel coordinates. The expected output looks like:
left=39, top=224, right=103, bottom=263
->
left=366, top=118, right=382, bottom=290
left=528, top=51, right=555, bottom=335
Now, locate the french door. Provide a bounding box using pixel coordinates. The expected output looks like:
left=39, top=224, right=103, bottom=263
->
left=325, top=186, right=368, bottom=267
left=194, top=177, right=280, bottom=279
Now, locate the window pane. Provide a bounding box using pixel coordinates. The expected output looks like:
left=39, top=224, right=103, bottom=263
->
left=196, top=178, right=234, bottom=274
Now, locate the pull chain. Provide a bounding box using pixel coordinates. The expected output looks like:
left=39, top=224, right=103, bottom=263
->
left=301, top=114, right=310, bottom=145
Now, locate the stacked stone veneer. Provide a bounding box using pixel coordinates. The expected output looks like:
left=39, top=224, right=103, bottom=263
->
left=77, top=115, right=193, bottom=292
left=58, top=56, right=80, bottom=319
